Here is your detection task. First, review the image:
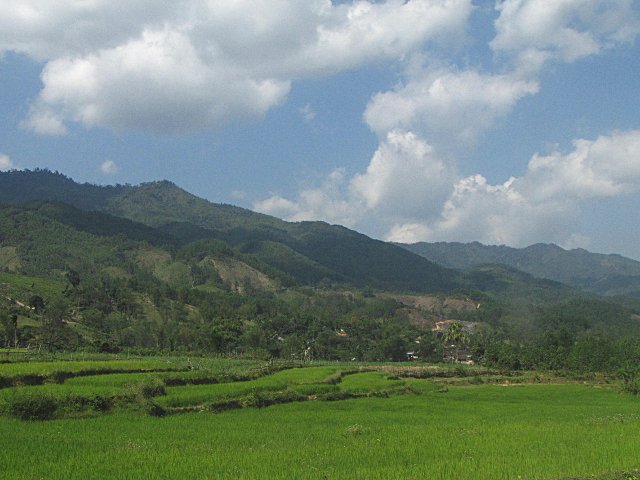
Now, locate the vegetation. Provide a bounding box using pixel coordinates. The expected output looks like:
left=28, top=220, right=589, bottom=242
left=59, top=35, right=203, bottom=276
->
left=0, top=357, right=639, bottom=478
left=0, top=169, right=461, bottom=293
left=2, top=151, right=640, bottom=478
left=1, top=169, right=640, bottom=373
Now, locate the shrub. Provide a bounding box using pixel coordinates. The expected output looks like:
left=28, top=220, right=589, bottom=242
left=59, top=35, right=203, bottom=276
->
left=207, top=399, right=243, bottom=413
left=619, top=366, right=640, bottom=395
left=87, top=394, right=112, bottom=412
left=131, top=378, right=166, bottom=399
left=6, top=392, right=58, bottom=421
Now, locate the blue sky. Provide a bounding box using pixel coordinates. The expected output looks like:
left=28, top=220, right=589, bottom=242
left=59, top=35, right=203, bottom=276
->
left=1, top=1, right=640, bottom=259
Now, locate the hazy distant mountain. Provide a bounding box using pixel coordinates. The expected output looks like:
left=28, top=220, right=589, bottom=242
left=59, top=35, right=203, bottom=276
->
left=399, top=241, right=640, bottom=297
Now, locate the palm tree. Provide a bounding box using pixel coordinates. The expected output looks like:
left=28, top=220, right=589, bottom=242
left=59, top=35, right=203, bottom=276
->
left=442, top=322, right=470, bottom=362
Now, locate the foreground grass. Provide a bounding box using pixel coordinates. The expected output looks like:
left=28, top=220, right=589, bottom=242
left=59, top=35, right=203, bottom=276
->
left=1, top=382, right=639, bottom=479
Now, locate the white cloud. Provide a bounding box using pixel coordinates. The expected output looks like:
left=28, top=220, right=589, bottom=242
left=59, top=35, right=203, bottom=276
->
left=26, top=28, right=292, bottom=134
left=349, top=130, right=454, bottom=220
left=390, top=130, right=640, bottom=246
left=389, top=173, right=580, bottom=246
left=0, top=153, right=15, bottom=171
left=7, top=0, right=639, bottom=254
left=256, top=130, right=454, bottom=229
left=21, top=108, right=67, bottom=135
left=0, top=1, right=185, bottom=60
left=364, top=68, right=538, bottom=149
left=231, top=190, right=247, bottom=200
left=492, top=0, right=640, bottom=71
left=3, top=0, right=473, bottom=135
left=255, top=168, right=360, bottom=226
left=259, top=129, right=640, bottom=249
left=299, top=104, right=316, bottom=123
left=100, top=160, right=118, bottom=175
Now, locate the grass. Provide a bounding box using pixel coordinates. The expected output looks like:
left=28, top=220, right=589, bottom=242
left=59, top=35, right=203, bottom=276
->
left=0, top=357, right=269, bottom=418
left=0, top=356, right=638, bottom=478
left=0, top=359, right=185, bottom=388
left=338, top=371, right=403, bottom=394
left=0, top=382, right=639, bottom=479
left=0, top=270, right=65, bottom=299
left=157, top=365, right=346, bottom=409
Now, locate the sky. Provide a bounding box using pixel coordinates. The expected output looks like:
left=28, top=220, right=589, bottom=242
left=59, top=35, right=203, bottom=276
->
left=1, top=1, right=640, bottom=259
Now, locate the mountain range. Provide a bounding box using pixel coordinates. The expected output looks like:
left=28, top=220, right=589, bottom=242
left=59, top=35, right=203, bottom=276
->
left=0, top=169, right=459, bottom=293
left=399, top=241, right=640, bottom=298
left=1, top=169, right=639, bottom=354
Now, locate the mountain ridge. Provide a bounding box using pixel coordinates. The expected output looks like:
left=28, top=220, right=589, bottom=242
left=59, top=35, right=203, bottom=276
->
left=399, top=240, right=640, bottom=297
left=0, top=169, right=460, bottom=293
left=2, top=169, right=639, bottom=355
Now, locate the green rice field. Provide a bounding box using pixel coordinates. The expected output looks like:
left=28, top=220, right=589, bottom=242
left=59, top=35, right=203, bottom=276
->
left=0, top=356, right=639, bottom=479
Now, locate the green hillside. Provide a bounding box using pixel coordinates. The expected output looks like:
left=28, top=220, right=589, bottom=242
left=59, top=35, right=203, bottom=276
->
left=0, top=169, right=460, bottom=293
left=1, top=169, right=639, bottom=361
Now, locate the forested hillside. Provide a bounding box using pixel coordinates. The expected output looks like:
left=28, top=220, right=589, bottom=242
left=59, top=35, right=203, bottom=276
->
left=0, top=169, right=639, bottom=367
left=0, top=170, right=459, bottom=293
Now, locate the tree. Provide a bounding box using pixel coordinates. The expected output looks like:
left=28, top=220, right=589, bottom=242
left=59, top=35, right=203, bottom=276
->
left=29, top=295, right=45, bottom=314
left=443, top=322, right=470, bottom=362
left=40, top=297, right=75, bottom=351
left=66, top=269, right=81, bottom=289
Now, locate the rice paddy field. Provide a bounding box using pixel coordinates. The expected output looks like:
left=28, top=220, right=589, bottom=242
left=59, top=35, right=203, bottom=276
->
left=0, top=355, right=639, bottom=479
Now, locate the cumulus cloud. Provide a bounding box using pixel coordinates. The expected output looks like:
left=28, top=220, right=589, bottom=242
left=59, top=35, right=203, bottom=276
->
left=22, top=108, right=68, bottom=135
left=256, top=130, right=455, bottom=229
left=254, top=0, right=640, bottom=251
left=0, top=1, right=182, bottom=60
left=0, top=153, right=15, bottom=171
left=492, top=0, right=640, bottom=72
left=7, top=0, right=640, bottom=252
left=349, top=130, right=454, bottom=220
left=3, top=0, right=472, bottom=135
left=364, top=69, right=539, bottom=149
left=259, top=126, right=640, bottom=249
left=389, top=130, right=640, bottom=246
left=255, top=168, right=360, bottom=226
left=386, top=173, right=580, bottom=246
left=26, top=28, right=291, bottom=134
left=100, top=160, right=118, bottom=175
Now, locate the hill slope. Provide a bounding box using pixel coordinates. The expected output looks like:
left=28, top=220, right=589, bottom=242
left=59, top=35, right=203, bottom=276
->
left=0, top=170, right=460, bottom=293
left=1, top=170, right=639, bottom=356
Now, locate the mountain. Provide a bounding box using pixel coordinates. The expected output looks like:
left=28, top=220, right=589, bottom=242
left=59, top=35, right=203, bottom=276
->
left=2, top=169, right=639, bottom=358
left=399, top=241, right=640, bottom=297
left=0, top=169, right=460, bottom=293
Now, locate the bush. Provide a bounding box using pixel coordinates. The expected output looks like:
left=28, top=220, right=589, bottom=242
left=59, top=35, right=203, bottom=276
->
left=131, top=378, right=166, bottom=399
left=623, top=378, right=640, bottom=395
left=619, top=366, right=640, bottom=395
left=6, top=392, right=58, bottom=421
left=207, top=399, right=243, bottom=413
